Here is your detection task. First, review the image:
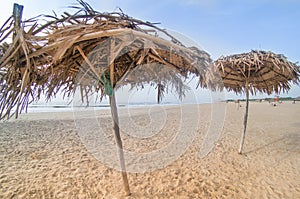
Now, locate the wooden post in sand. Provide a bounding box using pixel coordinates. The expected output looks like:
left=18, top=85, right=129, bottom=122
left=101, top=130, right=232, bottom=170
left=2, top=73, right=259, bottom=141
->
left=239, top=80, right=249, bottom=154
left=13, top=3, right=23, bottom=38
left=12, top=3, right=24, bottom=119
left=157, top=84, right=163, bottom=104
left=109, top=91, right=131, bottom=196
left=108, top=50, right=130, bottom=195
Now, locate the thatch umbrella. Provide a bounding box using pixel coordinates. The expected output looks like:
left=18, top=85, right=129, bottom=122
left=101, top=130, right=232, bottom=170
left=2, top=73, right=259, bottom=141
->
left=215, top=50, right=300, bottom=154
left=0, top=1, right=213, bottom=195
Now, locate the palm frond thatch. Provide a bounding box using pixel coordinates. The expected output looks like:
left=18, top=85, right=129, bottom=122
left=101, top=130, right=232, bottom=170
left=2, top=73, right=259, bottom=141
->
left=0, top=1, right=212, bottom=120
left=215, top=50, right=300, bottom=95
left=214, top=50, right=299, bottom=154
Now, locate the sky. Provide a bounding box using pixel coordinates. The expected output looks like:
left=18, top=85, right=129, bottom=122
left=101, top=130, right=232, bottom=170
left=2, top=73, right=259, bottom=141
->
left=0, top=0, right=299, bottom=103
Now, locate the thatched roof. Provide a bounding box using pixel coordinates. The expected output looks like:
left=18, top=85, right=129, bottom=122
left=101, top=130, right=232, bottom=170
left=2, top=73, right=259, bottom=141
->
left=0, top=1, right=212, bottom=119
left=214, top=50, right=300, bottom=94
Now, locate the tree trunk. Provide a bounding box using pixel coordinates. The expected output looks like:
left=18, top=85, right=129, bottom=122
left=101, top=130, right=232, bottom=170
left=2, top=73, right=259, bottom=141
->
left=109, top=91, right=131, bottom=196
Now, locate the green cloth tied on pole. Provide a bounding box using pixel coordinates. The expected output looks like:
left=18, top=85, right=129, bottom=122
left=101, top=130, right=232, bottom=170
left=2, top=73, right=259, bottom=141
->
left=101, top=70, right=113, bottom=96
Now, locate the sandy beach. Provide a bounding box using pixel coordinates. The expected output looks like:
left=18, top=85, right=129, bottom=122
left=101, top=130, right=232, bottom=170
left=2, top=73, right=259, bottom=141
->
left=0, top=102, right=299, bottom=198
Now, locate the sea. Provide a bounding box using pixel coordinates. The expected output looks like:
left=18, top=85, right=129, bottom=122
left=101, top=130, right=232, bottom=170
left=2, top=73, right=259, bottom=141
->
left=26, top=102, right=184, bottom=113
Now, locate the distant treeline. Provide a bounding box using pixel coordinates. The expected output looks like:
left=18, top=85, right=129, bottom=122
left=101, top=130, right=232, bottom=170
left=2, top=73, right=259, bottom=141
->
left=226, top=97, right=299, bottom=102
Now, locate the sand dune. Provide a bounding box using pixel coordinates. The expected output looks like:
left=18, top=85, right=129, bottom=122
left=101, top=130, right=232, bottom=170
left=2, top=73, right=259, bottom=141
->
left=0, top=102, right=299, bottom=198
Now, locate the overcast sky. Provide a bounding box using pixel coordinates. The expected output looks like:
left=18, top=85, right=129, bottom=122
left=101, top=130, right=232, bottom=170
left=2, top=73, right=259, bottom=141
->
left=0, top=0, right=299, bottom=103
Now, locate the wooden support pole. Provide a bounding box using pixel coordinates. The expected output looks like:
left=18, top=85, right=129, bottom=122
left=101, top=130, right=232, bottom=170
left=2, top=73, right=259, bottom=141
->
left=109, top=90, right=131, bottom=196
left=12, top=3, right=23, bottom=119
left=107, top=34, right=131, bottom=193
left=109, top=38, right=115, bottom=87
left=239, top=80, right=249, bottom=154
left=13, top=3, right=23, bottom=38
left=157, top=84, right=163, bottom=104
